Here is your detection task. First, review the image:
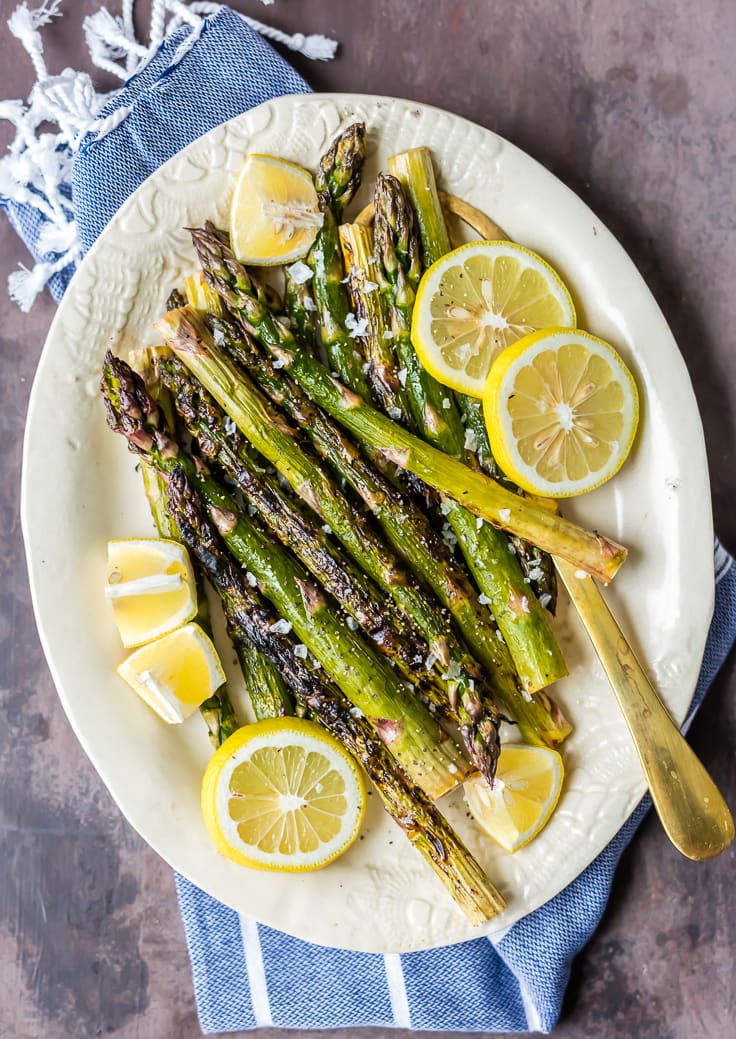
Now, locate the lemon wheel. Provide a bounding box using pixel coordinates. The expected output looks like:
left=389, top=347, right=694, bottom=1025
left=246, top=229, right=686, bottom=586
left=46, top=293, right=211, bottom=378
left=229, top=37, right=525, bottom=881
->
left=201, top=718, right=367, bottom=872
left=484, top=327, right=639, bottom=497
left=411, top=240, right=576, bottom=397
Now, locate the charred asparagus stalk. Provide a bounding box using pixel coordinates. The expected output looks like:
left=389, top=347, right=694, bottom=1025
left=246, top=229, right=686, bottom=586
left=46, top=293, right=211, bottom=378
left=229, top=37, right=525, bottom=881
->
left=387, top=146, right=558, bottom=610
left=157, top=317, right=501, bottom=780
left=101, top=352, right=471, bottom=798
left=166, top=464, right=506, bottom=924
left=159, top=354, right=439, bottom=694
left=128, top=346, right=242, bottom=744
left=339, top=221, right=413, bottom=426
left=308, top=123, right=372, bottom=396
left=372, top=173, right=567, bottom=695
left=188, top=223, right=626, bottom=584
left=161, top=304, right=568, bottom=748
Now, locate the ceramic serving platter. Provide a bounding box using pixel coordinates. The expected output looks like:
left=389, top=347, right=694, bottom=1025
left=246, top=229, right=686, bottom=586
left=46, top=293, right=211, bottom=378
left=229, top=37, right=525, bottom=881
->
left=21, top=94, right=713, bottom=953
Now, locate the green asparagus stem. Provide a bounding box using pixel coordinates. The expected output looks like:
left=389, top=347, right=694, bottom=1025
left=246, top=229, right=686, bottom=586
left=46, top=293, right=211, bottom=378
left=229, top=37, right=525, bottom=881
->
left=388, top=147, right=452, bottom=265
left=158, top=315, right=501, bottom=780
left=373, top=174, right=567, bottom=695
left=339, top=221, right=413, bottom=427
left=101, top=353, right=470, bottom=799
left=307, top=124, right=372, bottom=396
left=128, top=347, right=241, bottom=745
left=166, top=464, right=506, bottom=924
left=233, top=637, right=293, bottom=720
left=388, top=149, right=559, bottom=611
left=188, top=223, right=626, bottom=584
left=159, top=306, right=567, bottom=748
left=459, top=395, right=558, bottom=610
left=284, top=268, right=320, bottom=352
left=159, top=354, right=439, bottom=694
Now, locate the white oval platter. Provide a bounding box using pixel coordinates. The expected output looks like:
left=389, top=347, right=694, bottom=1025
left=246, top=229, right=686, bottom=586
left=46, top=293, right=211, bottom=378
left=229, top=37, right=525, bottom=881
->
left=21, top=94, right=713, bottom=953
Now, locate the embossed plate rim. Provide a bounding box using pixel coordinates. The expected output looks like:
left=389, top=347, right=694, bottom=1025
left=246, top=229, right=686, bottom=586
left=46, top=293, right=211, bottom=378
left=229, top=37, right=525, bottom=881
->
left=21, top=94, right=713, bottom=952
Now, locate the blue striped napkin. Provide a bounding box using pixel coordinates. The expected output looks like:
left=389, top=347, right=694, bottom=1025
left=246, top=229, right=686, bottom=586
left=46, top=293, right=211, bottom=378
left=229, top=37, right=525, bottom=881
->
left=5, top=6, right=733, bottom=1033
left=174, top=539, right=735, bottom=1033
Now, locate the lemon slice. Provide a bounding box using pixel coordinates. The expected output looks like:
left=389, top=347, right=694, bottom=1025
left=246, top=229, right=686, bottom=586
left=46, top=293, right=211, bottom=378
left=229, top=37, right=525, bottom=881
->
left=411, top=240, right=576, bottom=398
left=201, top=717, right=366, bottom=872
left=465, top=744, right=564, bottom=853
left=106, top=538, right=197, bottom=647
left=484, top=327, right=639, bottom=497
left=116, top=622, right=226, bottom=724
left=229, top=154, right=323, bottom=266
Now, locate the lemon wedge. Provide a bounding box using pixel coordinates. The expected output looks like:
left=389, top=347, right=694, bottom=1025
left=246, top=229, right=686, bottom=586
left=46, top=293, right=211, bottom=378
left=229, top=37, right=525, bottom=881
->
left=116, top=622, right=226, bottom=724
left=411, top=240, right=576, bottom=398
left=484, top=327, right=639, bottom=497
left=106, top=538, right=197, bottom=647
left=201, top=717, right=366, bottom=872
left=229, top=154, right=323, bottom=266
left=464, top=744, right=564, bottom=853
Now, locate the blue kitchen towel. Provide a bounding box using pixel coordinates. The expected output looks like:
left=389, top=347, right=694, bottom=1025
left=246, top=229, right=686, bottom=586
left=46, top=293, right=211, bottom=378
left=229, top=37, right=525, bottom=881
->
left=174, top=541, right=735, bottom=1034
left=4, top=6, right=734, bottom=1035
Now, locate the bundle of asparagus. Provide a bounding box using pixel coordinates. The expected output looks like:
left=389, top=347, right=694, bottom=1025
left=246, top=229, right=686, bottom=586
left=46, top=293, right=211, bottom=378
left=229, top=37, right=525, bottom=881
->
left=99, top=122, right=633, bottom=924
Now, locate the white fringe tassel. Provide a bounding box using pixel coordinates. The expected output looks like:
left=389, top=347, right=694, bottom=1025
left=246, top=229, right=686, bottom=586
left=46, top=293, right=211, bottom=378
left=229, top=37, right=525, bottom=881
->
left=1, top=0, right=338, bottom=311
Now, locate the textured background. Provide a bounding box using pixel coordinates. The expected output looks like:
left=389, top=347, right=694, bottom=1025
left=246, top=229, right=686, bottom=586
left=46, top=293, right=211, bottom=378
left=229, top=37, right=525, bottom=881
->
left=0, top=1, right=734, bottom=1037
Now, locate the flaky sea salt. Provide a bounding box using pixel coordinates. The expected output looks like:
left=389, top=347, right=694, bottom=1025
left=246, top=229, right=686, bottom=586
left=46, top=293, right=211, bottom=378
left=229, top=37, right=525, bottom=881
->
left=499, top=508, right=511, bottom=522
left=345, top=312, right=369, bottom=337
left=478, top=593, right=492, bottom=605
left=269, top=619, right=292, bottom=635
left=287, top=260, right=313, bottom=284
left=293, top=644, right=309, bottom=659
left=397, top=367, right=408, bottom=387
left=464, top=428, right=479, bottom=452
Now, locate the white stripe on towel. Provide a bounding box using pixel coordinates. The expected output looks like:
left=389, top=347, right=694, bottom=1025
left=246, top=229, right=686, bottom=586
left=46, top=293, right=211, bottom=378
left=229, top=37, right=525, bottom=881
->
left=383, top=953, right=411, bottom=1028
left=239, top=916, right=273, bottom=1027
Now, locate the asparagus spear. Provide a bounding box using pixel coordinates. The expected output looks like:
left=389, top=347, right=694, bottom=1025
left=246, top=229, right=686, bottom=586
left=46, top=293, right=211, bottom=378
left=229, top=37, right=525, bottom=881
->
left=159, top=354, right=438, bottom=691
left=160, top=307, right=568, bottom=747
left=101, top=352, right=470, bottom=798
left=308, top=123, right=372, bottom=396
left=284, top=267, right=320, bottom=353
left=339, top=221, right=413, bottom=426
left=373, top=174, right=567, bottom=695
left=128, top=347, right=242, bottom=744
left=387, top=147, right=558, bottom=610
left=458, top=394, right=558, bottom=610
left=158, top=316, right=502, bottom=779
left=189, top=223, right=626, bottom=584
left=178, top=283, right=296, bottom=721
left=166, top=464, right=505, bottom=924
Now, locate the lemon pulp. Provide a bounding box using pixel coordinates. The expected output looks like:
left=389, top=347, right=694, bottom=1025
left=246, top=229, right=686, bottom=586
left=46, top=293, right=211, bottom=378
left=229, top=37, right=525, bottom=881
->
left=116, top=622, right=226, bottom=723
left=229, top=154, right=322, bottom=266
left=411, top=241, right=576, bottom=397
left=484, top=327, right=639, bottom=497
left=202, top=718, right=366, bottom=871
left=106, top=538, right=197, bottom=648
left=464, top=744, right=564, bottom=852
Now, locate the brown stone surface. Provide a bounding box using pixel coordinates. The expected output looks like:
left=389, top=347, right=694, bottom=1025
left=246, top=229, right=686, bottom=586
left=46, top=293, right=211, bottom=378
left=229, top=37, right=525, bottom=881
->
left=0, top=1, right=734, bottom=1036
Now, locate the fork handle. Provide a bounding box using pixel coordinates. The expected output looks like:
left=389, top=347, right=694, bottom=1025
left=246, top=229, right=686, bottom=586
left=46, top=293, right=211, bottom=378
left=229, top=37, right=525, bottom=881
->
left=555, top=557, right=733, bottom=860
